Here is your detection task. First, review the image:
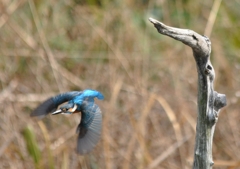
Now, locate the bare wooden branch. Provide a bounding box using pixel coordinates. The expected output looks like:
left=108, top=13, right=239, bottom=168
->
left=149, top=18, right=227, bottom=169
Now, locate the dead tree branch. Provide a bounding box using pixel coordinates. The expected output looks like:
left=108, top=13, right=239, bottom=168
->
left=149, top=18, right=227, bottom=169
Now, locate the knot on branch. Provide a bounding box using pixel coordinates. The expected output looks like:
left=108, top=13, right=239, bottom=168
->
left=214, top=91, right=227, bottom=112
left=208, top=92, right=227, bottom=125
left=204, top=63, right=215, bottom=81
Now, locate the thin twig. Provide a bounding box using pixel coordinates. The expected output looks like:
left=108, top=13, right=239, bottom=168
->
left=0, top=135, right=15, bottom=157
left=80, top=15, right=134, bottom=82
left=204, top=0, right=222, bottom=37
left=8, top=20, right=37, bottom=49
left=0, top=80, right=18, bottom=103
left=147, top=135, right=192, bottom=169
left=28, top=0, right=63, bottom=92
left=0, top=0, right=25, bottom=29
left=156, top=95, right=185, bottom=168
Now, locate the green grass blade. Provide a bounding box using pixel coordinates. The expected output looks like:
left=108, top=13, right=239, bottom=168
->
left=22, top=126, right=41, bottom=166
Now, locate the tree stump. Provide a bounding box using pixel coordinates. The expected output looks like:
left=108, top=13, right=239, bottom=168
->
left=149, top=18, right=227, bottom=169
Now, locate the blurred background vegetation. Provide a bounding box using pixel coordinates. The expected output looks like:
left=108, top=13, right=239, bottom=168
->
left=0, top=0, right=240, bottom=168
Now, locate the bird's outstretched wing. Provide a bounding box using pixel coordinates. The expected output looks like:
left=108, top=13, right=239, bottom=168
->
left=76, top=103, right=102, bottom=155
left=30, top=91, right=82, bottom=118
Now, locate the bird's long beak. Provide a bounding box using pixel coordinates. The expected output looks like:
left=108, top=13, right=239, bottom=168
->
left=52, top=109, right=62, bottom=115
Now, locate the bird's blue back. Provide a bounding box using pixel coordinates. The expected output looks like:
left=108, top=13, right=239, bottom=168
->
left=72, top=89, right=104, bottom=106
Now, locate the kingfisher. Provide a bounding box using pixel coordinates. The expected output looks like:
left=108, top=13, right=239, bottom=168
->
left=30, top=89, right=104, bottom=155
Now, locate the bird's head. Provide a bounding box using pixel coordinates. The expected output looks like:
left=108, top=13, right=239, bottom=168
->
left=52, top=102, right=78, bottom=115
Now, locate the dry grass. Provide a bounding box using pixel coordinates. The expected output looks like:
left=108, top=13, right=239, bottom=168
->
left=0, top=0, right=240, bottom=168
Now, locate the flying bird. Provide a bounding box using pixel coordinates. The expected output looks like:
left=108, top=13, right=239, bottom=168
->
left=30, top=89, right=104, bottom=155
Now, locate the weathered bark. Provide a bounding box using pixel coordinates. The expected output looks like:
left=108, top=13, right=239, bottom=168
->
left=149, top=18, right=227, bottom=169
